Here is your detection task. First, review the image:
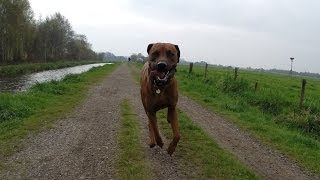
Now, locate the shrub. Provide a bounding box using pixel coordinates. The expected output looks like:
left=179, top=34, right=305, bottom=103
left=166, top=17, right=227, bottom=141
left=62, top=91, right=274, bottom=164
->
left=224, top=100, right=249, bottom=112
left=31, top=81, right=68, bottom=95
left=0, top=95, right=34, bottom=122
left=304, top=99, right=320, bottom=115
left=274, top=111, right=320, bottom=138
left=246, top=90, right=290, bottom=115
left=218, top=76, right=250, bottom=94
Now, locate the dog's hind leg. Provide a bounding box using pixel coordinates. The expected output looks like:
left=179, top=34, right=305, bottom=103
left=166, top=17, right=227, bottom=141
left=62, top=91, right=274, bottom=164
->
left=167, top=107, right=180, bottom=155
left=147, top=112, right=164, bottom=148
left=167, top=110, right=171, bottom=123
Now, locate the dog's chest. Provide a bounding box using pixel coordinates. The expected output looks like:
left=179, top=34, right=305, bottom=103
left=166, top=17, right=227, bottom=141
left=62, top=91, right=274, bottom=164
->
left=152, top=93, right=171, bottom=109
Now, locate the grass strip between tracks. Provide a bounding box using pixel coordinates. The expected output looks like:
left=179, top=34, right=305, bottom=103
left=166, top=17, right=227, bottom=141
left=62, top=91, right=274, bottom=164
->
left=117, top=99, right=152, bottom=180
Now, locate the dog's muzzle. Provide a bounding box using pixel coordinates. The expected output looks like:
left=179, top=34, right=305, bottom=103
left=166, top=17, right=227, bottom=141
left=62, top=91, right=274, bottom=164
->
left=150, top=65, right=176, bottom=87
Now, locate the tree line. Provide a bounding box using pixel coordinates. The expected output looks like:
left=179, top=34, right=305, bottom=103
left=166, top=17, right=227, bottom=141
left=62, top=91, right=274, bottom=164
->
left=129, top=53, right=147, bottom=62
left=0, top=0, right=102, bottom=65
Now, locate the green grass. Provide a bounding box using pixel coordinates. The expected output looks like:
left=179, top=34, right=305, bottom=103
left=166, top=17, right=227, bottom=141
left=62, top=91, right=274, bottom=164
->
left=0, top=61, right=103, bottom=77
left=157, top=109, right=259, bottom=179
left=175, top=64, right=320, bottom=174
left=117, top=99, right=152, bottom=180
left=0, top=63, right=118, bottom=159
left=129, top=63, right=141, bottom=85
left=129, top=63, right=257, bottom=179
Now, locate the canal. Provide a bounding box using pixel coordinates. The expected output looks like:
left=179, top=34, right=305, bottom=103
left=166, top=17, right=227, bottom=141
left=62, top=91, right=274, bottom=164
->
left=0, top=63, right=111, bottom=92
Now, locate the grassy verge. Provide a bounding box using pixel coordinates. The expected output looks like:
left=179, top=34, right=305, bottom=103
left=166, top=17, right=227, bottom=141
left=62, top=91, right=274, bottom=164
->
left=176, top=65, right=320, bottom=174
left=157, top=109, right=259, bottom=179
left=129, top=63, right=141, bottom=84
left=0, top=61, right=103, bottom=77
left=0, top=64, right=118, bottom=160
left=116, top=99, right=152, bottom=180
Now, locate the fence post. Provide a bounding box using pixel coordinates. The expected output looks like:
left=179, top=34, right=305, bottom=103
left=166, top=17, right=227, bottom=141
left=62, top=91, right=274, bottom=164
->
left=204, top=63, right=208, bottom=78
left=234, top=67, right=239, bottom=80
left=254, top=82, right=258, bottom=92
left=299, top=79, right=307, bottom=108
left=189, top=63, right=193, bottom=74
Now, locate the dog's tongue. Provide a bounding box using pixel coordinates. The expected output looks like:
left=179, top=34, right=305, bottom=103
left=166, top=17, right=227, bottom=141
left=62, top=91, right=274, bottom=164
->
left=150, top=70, right=166, bottom=79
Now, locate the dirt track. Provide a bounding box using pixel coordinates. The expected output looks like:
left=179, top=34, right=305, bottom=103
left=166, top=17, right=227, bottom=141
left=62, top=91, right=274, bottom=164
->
left=0, top=64, right=316, bottom=179
left=179, top=96, right=314, bottom=179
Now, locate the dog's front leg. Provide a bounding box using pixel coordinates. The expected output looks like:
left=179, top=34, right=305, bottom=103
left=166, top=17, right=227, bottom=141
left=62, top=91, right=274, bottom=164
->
left=147, top=112, right=163, bottom=148
left=167, top=106, right=180, bottom=155
left=148, top=122, right=156, bottom=148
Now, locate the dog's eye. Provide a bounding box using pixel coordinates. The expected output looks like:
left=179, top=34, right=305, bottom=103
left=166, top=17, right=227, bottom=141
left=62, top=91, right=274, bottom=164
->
left=151, top=51, right=159, bottom=57
left=166, top=51, right=174, bottom=57
left=150, top=51, right=159, bottom=61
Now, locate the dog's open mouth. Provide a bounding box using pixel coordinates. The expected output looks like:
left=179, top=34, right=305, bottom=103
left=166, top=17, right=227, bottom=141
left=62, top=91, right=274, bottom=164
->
left=150, top=70, right=171, bottom=87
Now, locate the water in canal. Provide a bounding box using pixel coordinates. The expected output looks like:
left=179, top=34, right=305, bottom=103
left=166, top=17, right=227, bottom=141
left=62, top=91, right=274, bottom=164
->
left=0, top=63, right=111, bottom=92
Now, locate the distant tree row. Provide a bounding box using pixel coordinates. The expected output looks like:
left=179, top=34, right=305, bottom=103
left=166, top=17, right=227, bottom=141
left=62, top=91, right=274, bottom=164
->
left=262, top=68, right=320, bottom=78
left=129, top=53, right=147, bottom=62
left=0, top=0, right=101, bottom=64
left=98, top=51, right=127, bottom=62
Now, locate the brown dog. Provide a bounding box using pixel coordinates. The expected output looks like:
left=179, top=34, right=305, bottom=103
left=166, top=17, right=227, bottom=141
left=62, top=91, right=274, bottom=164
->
left=140, top=43, right=180, bottom=155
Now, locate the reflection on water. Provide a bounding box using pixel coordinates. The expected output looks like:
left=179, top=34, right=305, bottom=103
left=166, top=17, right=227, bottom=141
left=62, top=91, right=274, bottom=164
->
left=0, top=63, right=111, bottom=92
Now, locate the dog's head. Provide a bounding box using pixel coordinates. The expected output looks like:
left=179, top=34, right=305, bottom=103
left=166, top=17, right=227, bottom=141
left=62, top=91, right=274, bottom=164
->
left=147, top=43, right=180, bottom=86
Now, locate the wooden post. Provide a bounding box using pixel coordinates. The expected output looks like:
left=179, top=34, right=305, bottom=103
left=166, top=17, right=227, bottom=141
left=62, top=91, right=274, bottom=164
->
left=189, top=63, right=193, bottom=74
left=234, top=67, right=239, bottom=80
left=299, top=79, right=307, bottom=108
left=254, top=82, right=258, bottom=92
left=204, top=63, right=208, bottom=78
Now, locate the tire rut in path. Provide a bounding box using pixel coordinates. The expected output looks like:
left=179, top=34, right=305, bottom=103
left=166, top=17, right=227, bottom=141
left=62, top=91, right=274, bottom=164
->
left=1, top=64, right=133, bottom=179
left=179, top=95, right=316, bottom=180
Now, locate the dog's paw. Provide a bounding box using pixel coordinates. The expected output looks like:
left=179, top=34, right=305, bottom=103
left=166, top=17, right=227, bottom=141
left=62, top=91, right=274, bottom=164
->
left=157, top=141, right=164, bottom=148
left=167, top=142, right=177, bottom=156
left=167, top=147, right=175, bottom=156
left=155, top=138, right=164, bottom=148
left=149, top=143, right=156, bottom=148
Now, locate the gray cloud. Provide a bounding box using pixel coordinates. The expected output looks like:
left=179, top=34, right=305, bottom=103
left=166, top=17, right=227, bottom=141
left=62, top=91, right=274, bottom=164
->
left=128, top=0, right=320, bottom=39
left=122, top=0, right=320, bottom=72
left=44, top=0, right=320, bottom=73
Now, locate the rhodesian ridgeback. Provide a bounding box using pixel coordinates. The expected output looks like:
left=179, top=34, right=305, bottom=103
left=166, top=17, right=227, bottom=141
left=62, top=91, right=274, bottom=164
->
left=140, top=43, right=180, bottom=155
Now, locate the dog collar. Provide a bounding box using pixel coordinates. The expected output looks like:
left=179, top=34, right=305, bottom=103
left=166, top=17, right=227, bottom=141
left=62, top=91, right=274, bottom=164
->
left=153, top=82, right=163, bottom=95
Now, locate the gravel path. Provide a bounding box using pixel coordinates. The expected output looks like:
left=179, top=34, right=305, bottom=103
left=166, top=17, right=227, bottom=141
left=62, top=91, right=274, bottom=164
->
left=0, top=64, right=129, bottom=179
left=179, top=95, right=316, bottom=180
left=0, top=64, right=317, bottom=179
left=0, top=64, right=191, bottom=179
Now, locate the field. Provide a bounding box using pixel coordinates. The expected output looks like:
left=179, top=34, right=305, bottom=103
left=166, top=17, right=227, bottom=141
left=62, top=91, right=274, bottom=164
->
left=176, top=64, right=320, bottom=173
left=0, top=63, right=319, bottom=178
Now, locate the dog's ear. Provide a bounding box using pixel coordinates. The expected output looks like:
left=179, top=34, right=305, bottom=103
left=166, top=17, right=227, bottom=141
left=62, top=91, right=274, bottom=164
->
left=147, top=44, right=153, bottom=54
left=174, top=45, right=180, bottom=63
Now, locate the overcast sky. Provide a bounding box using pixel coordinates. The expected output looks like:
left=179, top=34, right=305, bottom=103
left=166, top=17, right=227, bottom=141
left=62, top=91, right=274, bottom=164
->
left=30, top=0, right=320, bottom=73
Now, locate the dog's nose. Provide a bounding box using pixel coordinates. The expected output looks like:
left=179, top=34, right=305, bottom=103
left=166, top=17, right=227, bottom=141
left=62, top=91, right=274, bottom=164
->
left=157, top=62, right=167, bottom=71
